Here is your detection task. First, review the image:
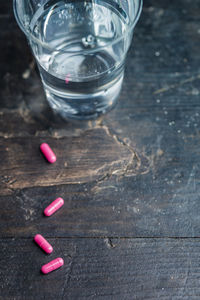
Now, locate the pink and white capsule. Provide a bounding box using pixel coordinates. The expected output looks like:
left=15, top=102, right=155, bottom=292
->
left=41, top=257, right=64, bottom=274
left=44, top=197, right=64, bottom=217
left=40, top=143, right=56, bottom=164
left=34, top=234, right=53, bottom=254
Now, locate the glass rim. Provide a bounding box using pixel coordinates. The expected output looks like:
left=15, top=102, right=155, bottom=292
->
left=13, top=0, right=143, bottom=55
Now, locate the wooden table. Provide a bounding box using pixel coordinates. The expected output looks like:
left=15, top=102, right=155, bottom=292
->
left=1, top=0, right=200, bottom=299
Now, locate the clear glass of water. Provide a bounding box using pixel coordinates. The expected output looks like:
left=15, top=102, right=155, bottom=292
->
left=13, top=0, right=142, bottom=120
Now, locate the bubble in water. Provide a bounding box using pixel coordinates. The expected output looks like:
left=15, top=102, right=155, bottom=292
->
left=82, top=35, right=96, bottom=48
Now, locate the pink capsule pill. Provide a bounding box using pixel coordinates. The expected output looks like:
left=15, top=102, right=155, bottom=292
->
left=34, top=234, right=53, bottom=254
left=65, top=74, right=70, bottom=84
left=41, top=257, right=64, bottom=274
left=40, top=143, right=56, bottom=164
left=44, top=197, right=64, bottom=217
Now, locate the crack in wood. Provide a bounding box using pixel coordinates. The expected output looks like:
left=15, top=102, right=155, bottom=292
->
left=91, top=123, right=151, bottom=188
left=61, top=257, right=74, bottom=300
left=104, top=238, right=116, bottom=248
left=154, top=74, right=200, bottom=95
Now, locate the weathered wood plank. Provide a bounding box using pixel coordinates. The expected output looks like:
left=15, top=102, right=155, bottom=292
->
left=0, top=127, right=142, bottom=194
left=1, top=102, right=200, bottom=237
left=1, top=161, right=200, bottom=238
left=1, top=238, right=200, bottom=299
left=1, top=0, right=200, bottom=299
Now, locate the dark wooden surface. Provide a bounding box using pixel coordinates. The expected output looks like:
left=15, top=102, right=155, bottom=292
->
left=1, top=0, right=200, bottom=299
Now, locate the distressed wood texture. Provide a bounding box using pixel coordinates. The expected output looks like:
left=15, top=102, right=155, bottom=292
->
left=1, top=0, right=200, bottom=299
left=2, top=238, right=200, bottom=300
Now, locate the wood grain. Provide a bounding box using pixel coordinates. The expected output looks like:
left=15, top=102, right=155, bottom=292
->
left=1, top=238, right=200, bottom=300
left=0, top=165, right=200, bottom=238
left=1, top=0, right=200, bottom=299
left=0, top=128, right=139, bottom=193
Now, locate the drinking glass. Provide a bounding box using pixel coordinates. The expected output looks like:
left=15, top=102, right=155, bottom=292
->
left=13, top=0, right=142, bottom=120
